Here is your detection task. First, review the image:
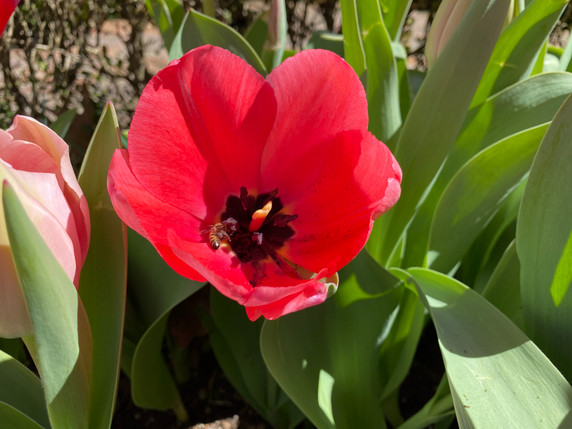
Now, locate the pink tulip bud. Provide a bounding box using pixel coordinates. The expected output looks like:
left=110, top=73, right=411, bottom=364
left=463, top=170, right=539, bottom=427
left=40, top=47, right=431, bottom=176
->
left=0, top=116, right=90, bottom=338
left=0, top=0, right=20, bottom=37
left=425, top=0, right=473, bottom=68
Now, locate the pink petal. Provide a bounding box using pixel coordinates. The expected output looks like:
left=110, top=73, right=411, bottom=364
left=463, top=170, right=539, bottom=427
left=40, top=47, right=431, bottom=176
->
left=128, top=45, right=276, bottom=221
left=1, top=167, right=78, bottom=283
left=260, top=49, right=368, bottom=201
left=0, top=246, right=32, bottom=338
left=7, top=116, right=90, bottom=266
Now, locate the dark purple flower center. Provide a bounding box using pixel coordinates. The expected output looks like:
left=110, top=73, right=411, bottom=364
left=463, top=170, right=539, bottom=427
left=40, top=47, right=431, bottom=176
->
left=209, top=187, right=297, bottom=269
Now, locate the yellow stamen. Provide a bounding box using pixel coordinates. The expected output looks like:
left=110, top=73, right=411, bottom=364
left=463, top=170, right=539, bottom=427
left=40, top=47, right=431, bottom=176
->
left=249, top=200, right=272, bottom=231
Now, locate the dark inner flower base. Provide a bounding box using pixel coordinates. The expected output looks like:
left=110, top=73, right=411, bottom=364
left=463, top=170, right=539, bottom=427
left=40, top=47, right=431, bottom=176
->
left=214, top=187, right=298, bottom=286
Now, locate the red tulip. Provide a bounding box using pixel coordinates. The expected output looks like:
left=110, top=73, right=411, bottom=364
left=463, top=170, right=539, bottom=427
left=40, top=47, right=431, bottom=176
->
left=0, top=116, right=90, bottom=337
left=0, top=0, right=19, bottom=36
left=108, top=45, right=401, bottom=320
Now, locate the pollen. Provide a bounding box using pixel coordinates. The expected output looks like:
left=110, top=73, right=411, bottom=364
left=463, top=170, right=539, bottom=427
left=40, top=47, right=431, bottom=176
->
left=249, top=200, right=272, bottom=231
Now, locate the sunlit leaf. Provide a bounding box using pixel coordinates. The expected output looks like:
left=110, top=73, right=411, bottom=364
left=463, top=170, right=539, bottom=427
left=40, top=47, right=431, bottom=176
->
left=3, top=182, right=92, bottom=429
left=471, top=0, right=567, bottom=106
left=340, top=0, right=366, bottom=76
left=428, top=124, right=547, bottom=272
left=145, top=0, right=185, bottom=50
left=369, top=0, right=511, bottom=264
left=169, top=9, right=266, bottom=74
left=380, top=0, right=414, bottom=41
left=516, top=92, right=572, bottom=380
left=399, top=71, right=572, bottom=268
left=261, top=251, right=401, bottom=428
left=409, top=268, right=572, bottom=428
left=77, top=102, right=127, bottom=429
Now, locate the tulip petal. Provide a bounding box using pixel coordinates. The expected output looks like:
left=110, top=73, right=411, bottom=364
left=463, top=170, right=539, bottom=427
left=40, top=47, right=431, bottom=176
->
left=6, top=116, right=90, bottom=266
left=128, top=45, right=276, bottom=221
left=0, top=165, right=78, bottom=283
left=260, top=49, right=369, bottom=200
left=169, top=231, right=334, bottom=319
left=107, top=150, right=205, bottom=281
left=0, top=0, right=18, bottom=36
left=0, top=246, right=32, bottom=338
left=278, top=131, right=401, bottom=276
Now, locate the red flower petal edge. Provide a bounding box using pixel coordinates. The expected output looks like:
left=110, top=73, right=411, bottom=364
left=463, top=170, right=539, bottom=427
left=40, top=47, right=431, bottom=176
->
left=108, top=45, right=402, bottom=320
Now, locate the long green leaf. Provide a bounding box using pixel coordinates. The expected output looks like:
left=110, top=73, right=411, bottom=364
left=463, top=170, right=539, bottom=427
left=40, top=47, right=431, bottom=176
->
left=77, top=102, right=127, bottom=429
left=261, top=251, right=401, bottom=428
left=145, top=0, right=185, bottom=51
left=169, top=9, right=266, bottom=74
left=127, top=229, right=203, bottom=416
left=370, top=0, right=511, bottom=264
left=3, top=182, right=92, bottom=429
left=428, top=124, right=547, bottom=272
left=356, top=0, right=401, bottom=143
left=516, top=92, right=572, bottom=380
left=409, top=268, right=572, bottom=428
left=340, top=0, right=366, bottom=76
left=481, top=240, right=523, bottom=327
left=471, top=0, right=568, bottom=106
left=380, top=0, right=414, bottom=41
left=0, top=403, right=45, bottom=429
left=400, top=72, right=572, bottom=268
left=0, top=350, right=49, bottom=428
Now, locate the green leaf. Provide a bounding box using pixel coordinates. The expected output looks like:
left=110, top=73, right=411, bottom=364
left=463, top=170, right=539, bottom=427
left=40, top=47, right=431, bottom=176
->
left=399, top=71, right=572, bottom=268
left=340, top=0, right=366, bottom=76
left=260, top=0, right=286, bottom=71
left=305, top=31, right=344, bottom=57
left=244, top=11, right=269, bottom=56
left=481, top=240, right=523, bottom=327
left=380, top=0, right=414, bottom=41
left=77, top=102, right=127, bottom=429
left=471, top=0, right=567, bottom=106
left=127, top=229, right=203, bottom=415
left=169, top=9, right=266, bottom=74
left=0, top=350, right=49, bottom=428
left=378, top=287, right=425, bottom=400
left=50, top=109, right=77, bottom=139
left=261, top=251, right=402, bottom=428
left=398, top=376, right=454, bottom=429
left=428, top=124, right=547, bottom=273
left=2, top=182, right=92, bottom=429
left=516, top=92, right=572, bottom=380
left=145, top=0, right=185, bottom=51
left=369, top=0, right=512, bottom=264
left=208, top=289, right=303, bottom=429
left=0, top=403, right=45, bottom=429
left=356, top=0, right=402, bottom=143
left=409, top=268, right=572, bottom=428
